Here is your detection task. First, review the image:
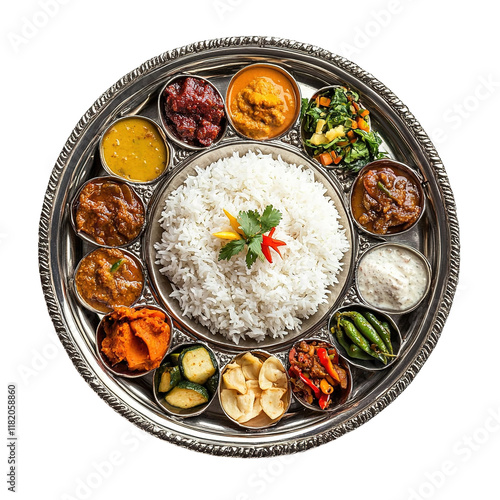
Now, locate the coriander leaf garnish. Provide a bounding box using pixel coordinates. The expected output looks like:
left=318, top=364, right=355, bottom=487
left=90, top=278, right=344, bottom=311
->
left=214, top=206, right=284, bottom=269
left=260, top=205, right=282, bottom=233
left=245, top=249, right=259, bottom=268
left=237, top=210, right=261, bottom=238
left=247, top=234, right=264, bottom=262
left=218, top=239, right=246, bottom=261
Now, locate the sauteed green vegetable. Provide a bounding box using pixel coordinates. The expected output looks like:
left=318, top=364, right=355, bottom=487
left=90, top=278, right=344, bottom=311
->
left=301, top=86, right=387, bottom=172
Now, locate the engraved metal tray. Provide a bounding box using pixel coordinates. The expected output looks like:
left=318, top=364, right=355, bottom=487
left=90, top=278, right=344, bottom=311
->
left=38, top=36, right=460, bottom=457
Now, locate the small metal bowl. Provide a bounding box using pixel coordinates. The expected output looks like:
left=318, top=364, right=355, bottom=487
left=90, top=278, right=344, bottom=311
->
left=300, top=85, right=370, bottom=168
left=349, top=159, right=426, bottom=237
left=218, top=350, right=291, bottom=430
left=73, top=247, right=145, bottom=315
left=157, top=73, right=227, bottom=151
left=70, top=176, right=146, bottom=248
left=95, top=304, right=173, bottom=379
left=288, top=338, right=352, bottom=412
left=328, top=305, right=402, bottom=371
left=152, top=341, right=220, bottom=418
left=355, top=242, right=432, bottom=315
left=99, top=115, right=171, bottom=185
left=225, top=63, right=301, bottom=141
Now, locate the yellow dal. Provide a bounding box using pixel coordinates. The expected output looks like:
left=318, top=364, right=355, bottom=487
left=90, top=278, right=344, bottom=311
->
left=101, top=117, right=168, bottom=182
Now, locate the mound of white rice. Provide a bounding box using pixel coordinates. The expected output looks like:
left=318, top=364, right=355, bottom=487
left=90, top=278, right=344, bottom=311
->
left=154, top=151, right=349, bottom=344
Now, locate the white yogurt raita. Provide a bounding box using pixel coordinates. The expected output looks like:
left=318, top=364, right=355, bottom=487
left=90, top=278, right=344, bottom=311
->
left=356, top=244, right=430, bottom=312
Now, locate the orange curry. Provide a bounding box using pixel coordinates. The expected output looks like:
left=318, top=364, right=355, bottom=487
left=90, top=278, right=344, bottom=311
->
left=227, top=65, right=297, bottom=140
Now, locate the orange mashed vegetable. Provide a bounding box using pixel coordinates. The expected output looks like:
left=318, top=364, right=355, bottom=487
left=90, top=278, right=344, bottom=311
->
left=101, top=307, right=170, bottom=372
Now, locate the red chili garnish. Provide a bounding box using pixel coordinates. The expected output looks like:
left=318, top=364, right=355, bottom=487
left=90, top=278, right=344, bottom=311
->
left=261, top=243, right=273, bottom=263
left=261, top=227, right=286, bottom=263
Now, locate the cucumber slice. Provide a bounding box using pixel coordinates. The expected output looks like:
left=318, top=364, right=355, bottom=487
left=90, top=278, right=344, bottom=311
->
left=158, top=365, right=181, bottom=393
left=164, top=380, right=209, bottom=409
left=169, top=353, right=181, bottom=366
left=179, top=346, right=217, bottom=385
left=205, top=372, right=219, bottom=395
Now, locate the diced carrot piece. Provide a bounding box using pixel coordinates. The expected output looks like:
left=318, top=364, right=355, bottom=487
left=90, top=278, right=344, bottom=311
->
left=349, top=137, right=357, bottom=144
left=352, top=101, right=360, bottom=112
left=360, top=109, right=370, bottom=117
left=319, top=96, right=331, bottom=107
left=350, top=119, right=358, bottom=129
left=333, top=155, right=343, bottom=165
left=347, top=130, right=356, bottom=139
left=357, top=117, right=369, bottom=131
left=317, top=153, right=334, bottom=166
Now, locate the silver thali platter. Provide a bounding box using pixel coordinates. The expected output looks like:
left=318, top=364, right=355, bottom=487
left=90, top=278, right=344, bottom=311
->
left=38, top=36, right=460, bottom=457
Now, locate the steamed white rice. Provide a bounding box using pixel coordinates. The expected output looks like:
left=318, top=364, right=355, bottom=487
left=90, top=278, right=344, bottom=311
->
left=154, top=150, right=349, bottom=344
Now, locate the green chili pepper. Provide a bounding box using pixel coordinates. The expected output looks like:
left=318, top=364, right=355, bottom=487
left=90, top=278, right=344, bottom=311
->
left=333, top=324, right=374, bottom=361
left=332, top=325, right=351, bottom=352
left=339, top=318, right=387, bottom=365
left=110, top=258, right=124, bottom=273
left=340, top=311, right=389, bottom=356
left=347, top=344, right=373, bottom=361
left=363, top=311, right=393, bottom=355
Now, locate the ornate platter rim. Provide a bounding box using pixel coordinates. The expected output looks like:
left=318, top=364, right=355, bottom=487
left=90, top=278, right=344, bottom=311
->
left=38, top=36, right=460, bottom=457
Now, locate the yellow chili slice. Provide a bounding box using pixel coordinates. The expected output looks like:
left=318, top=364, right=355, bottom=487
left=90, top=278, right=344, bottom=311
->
left=223, top=209, right=245, bottom=236
left=212, top=231, right=242, bottom=241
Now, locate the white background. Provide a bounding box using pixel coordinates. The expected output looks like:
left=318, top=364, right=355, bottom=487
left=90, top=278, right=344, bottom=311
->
left=2, top=1, right=499, bottom=499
